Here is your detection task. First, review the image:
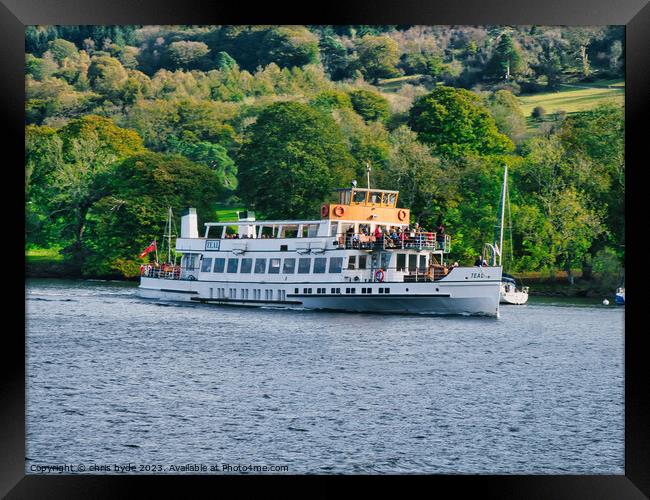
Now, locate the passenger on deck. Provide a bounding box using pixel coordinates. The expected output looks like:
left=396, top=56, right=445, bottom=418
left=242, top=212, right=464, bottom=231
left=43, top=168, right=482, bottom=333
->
left=436, top=219, right=445, bottom=250
left=474, top=255, right=484, bottom=266
left=374, top=226, right=383, bottom=239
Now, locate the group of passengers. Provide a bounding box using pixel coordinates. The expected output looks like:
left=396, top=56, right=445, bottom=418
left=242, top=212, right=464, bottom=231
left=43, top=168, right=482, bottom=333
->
left=344, top=220, right=447, bottom=250
left=223, top=233, right=274, bottom=239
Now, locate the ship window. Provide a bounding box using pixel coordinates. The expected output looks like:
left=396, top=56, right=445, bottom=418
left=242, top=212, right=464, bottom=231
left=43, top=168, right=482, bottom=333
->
left=385, top=288, right=390, bottom=294
left=269, top=258, right=281, bottom=274
left=348, top=256, right=356, bottom=270
left=280, top=245, right=288, bottom=251
left=419, top=255, right=427, bottom=272
left=387, top=193, right=396, bottom=206
left=329, top=257, right=343, bottom=273
left=396, top=254, right=406, bottom=271
left=367, top=288, right=372, bottom=294
left=314, top=258, right=327, bottom=274
left=227, top=258, right=239, bottom=273
left=283, top=258, right=296, bottom=274
left=408, top=254, right=417, bottom=272
left=213, top=258, right=225, bottom=273
left=351, top=288, right=356, bottom=294
left=379, top=288, right=384, bottom=294
left=304, top=288, right=308, bottom=294
left=240, top=258, right=253, bottom=273
left=294, top=288, right=299, bottom=294
left=201, top=257, right=213, bottom=273
left=362, top=288, right=366, bottom=294
left=298, top=258, right=311, bottom=274
left=346, top=288, right=350, bottom=294
left=381, top=253, right=391, bottom=269
left=369, top=191, right=382, bottom=204
left=358, top=255, right=368, bottom=269
left=331, top=288, right=336, bottom=294
left=254, top=258, right=267, bottom=274
left=352, top=190, right=366, bottom=204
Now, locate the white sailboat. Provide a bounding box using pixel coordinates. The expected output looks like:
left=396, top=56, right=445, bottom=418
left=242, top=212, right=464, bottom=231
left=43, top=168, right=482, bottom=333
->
left=496, top=165, right=529, bottom=305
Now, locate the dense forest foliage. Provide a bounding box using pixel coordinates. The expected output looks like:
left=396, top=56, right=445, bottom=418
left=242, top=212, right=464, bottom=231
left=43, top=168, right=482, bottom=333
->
left=25, top=25, right=624, bottom=283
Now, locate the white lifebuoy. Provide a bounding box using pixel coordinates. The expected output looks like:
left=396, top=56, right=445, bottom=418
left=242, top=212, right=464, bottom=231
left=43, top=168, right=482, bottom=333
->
left=375, top=269, right=385, bottom=282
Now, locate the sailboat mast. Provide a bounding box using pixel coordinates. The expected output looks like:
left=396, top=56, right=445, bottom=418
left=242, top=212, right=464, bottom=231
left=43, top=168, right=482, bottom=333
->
left=499, top=165, right=508, bottom=267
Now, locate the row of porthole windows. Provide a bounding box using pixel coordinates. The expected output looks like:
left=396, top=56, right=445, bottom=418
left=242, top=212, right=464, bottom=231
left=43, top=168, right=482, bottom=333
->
left=294, top=287, right=390, bottom=295
left=201, top=256, right=344, bottom=275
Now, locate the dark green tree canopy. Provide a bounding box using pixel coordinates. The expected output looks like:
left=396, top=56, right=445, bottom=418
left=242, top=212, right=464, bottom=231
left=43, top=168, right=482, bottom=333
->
left=348, top=89, right=390, bottom=123
left=408, top=86, right=514, bottom=158
left=237, top=101, right=355, bottom=219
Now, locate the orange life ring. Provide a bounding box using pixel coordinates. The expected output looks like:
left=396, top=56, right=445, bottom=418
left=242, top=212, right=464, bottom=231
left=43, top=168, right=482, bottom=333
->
left=334, top=206, right=345, bottom=217
left=321, top=205, right=329, bottom=217
left=397, top=209, right=407, bottom=221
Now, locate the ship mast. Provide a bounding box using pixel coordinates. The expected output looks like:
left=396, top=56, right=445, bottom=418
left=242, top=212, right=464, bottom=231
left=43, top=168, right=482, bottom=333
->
left=163, top=206, right=176, bottom=264
left=498, top=164, right=508, bottom=267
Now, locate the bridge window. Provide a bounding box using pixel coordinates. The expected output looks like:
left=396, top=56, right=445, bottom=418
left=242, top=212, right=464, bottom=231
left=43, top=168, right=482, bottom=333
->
left=240, top=258, right=253, bottom=273
left=213, top=258, right=225, bottom=273
left=269, top=258, right=281, bottom=274
left=254, top=258, right=267, bottom=274
left=201, top=257, right=212, bottom=273
left=283, top=258, right=296, bottom=274
left=396, top=254, right=406, bottom=271
left=227, top=258, right=239, bottom=273
left=352, top=190, right=366, bottom=204
left=348, top=256, right=356, bottom=270
left=329, top=257, right=343, bottom=273
left=298, top=258, right=311, bottom=274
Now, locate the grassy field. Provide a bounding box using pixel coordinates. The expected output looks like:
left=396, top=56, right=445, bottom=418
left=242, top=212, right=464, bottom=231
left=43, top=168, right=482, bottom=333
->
left=26, top=247, right=63, bottom=262
left=214, top=204, right=245, bottom=222
left=518, top=81, right=624, bottom=117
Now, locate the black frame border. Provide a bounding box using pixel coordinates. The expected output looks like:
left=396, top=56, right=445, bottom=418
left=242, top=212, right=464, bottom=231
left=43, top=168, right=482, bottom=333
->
left=5, top=0, right=649, bottom=497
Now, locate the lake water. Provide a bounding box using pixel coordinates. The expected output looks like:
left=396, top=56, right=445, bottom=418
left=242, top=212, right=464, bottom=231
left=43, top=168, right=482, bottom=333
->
left=25, top=278, right=624, bottom=474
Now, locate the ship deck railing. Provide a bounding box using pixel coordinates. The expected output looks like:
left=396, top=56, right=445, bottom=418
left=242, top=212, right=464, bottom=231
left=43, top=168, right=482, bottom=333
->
left=140, top=265, right=193, bottom=280
left=338, top=233, right=450, bottom=252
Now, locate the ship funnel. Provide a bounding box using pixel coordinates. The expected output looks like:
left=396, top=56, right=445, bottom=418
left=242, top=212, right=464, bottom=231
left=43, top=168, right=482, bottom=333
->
left=181, top=208, right=199, bottom=238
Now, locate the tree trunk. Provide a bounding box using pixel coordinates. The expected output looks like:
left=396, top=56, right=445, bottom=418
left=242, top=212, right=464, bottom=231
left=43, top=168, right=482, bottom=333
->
left=565, top=255, right=574, bottom=285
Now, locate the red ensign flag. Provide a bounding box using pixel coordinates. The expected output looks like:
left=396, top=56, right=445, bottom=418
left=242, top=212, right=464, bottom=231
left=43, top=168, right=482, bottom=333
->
left=138, top=240, right=157, bottom=259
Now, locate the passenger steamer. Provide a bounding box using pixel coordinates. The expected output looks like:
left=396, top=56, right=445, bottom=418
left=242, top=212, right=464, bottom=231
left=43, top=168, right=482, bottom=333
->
left=138, top=187, right=502, bottom=316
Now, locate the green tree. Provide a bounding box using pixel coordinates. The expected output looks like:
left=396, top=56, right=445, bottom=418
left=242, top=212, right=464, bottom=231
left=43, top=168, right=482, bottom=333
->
left=237, top=101, right=355, bottom=218
left=46, top=39, right=79, bottom=64
left=309, top=90, right=353, bottom=112
left=409, top=86, right=514, bottom=158
left=87, top=55, right=128, bottom=100
left=85, top=152, right=222, bottom=276
left=168, top=136, right=237, bottom=191
left=486, top=89, right=527, bottom=142
left=485, top=32, right=525, bottom=81
left=48, top=116, right=145, bottom=271
left=348, top=89, right=390, bottom=122
left=167, top=41, right=210, bottom=69
left=384, top=126, right=450, bottom=222
left=319, top=35, right=352, bottom=81
left=353, top=35, right=400, bottom=83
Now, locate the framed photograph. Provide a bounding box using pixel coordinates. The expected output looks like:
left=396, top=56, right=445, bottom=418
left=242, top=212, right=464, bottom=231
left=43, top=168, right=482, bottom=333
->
left=6, top=0, right=648, bottom=496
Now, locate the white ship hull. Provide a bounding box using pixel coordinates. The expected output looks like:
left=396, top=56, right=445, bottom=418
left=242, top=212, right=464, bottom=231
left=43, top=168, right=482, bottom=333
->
left=138, top=266, right=502, bottom=317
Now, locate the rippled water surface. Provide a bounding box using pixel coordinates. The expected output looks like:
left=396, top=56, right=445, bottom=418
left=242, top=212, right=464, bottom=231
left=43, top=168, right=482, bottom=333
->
left=26, top=279, right=624, bottom=474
